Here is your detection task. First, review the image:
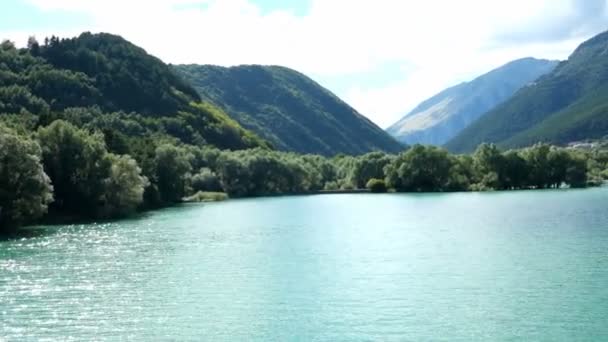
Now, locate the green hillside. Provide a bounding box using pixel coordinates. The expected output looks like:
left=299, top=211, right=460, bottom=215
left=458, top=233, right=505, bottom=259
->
left=0, top=33, right=268, bottom=150
left=174, top=64, right=404, bottom=156
left=446, top=30, right=608, bottom=153
left=387, top=58, right=557, bottom=146
left=0, top=32, right=271, bottom=222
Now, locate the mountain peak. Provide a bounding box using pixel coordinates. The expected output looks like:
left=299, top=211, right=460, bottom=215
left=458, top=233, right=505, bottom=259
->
left=446, top=29, right=608, bottom=153
left=572, top=29, right=608, bottom=54
left=386, top=58, right=558, bottom=146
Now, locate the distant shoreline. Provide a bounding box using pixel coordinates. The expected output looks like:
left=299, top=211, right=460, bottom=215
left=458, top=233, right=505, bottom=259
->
left=304, top=189, right=371, bottom=195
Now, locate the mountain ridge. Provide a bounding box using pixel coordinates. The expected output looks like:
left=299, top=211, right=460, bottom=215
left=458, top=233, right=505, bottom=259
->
left=174, top=64, right=404, bottom=156
left=0, top=32, right=269, bottom=150
left=446, top=30, right=608, bottom=152
left=387, top=57, right=558, bottom=146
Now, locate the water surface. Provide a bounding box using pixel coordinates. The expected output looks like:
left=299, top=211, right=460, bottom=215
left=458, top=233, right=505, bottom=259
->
left=2, top=189, right=608, bottom=340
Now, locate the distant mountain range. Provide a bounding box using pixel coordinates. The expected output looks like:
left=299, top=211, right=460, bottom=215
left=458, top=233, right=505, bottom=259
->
left=173, top=65, right=404, bottom=156
left=447, top=30, right=608, bottom=153
left=387, top=58, right=558, bottom=146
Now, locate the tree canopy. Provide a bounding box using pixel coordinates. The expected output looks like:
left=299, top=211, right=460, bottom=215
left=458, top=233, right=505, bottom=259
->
left=0, top=124, right=53, bottom=230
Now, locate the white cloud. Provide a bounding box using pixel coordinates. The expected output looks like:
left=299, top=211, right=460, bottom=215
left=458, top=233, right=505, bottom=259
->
left=6, top=0, right=608, bottom=128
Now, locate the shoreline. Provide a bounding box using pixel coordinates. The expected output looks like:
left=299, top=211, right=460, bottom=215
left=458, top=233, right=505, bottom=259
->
left=3, top=185, right=606, bottom=236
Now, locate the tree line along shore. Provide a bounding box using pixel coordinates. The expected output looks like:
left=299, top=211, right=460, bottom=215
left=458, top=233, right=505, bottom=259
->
left=2, top=117, right=607, bottom=232
left=1, top=34, right=608, bottom=232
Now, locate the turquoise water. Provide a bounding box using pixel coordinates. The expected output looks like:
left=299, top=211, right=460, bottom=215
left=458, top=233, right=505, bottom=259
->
left=2, top=189, right=608, bottom=341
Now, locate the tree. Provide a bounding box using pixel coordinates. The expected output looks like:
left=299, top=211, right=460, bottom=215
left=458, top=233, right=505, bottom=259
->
left=300, top=154, right=336, bottom=190
left=546, top=148, right=571, bottom=188
left=190, top=168, right=222, bottom=193
left=99, top=154, right=148, bottom=217
left=447, top=154, right=474, bottom=191
left=385, top=145, right=455, bottom=192
left=0, top=40, right=15, bottom=51
left=521, top=144, right=552, bottom=189
left=350, top=152, right=394, bottom=188
left=502, top=150, right=529, bottom=189
left=0, top=85, right=50, bottom=116
left=472, top=143, right=506, bottom=190
left=27, top=36, right=40, bottom=55
left=153, top=144, right=192, bottom=203
left=216, top=153, right=251, bottom=197
left=37, top=120, right=111, bottom=217
left=366, top=178, right=388, bottom=193
left=565, top=152, right=588, bottom=188
left=0, top=125, right=53, bottom=230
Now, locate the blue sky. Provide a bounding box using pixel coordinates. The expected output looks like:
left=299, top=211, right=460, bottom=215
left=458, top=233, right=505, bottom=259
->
left=0, top=0, right=310, bottom=29
left=250, top=0, right=310, bottom=16
left=1, top=0, right=607, bottom=127
left=0, top=0, right=90, bottom=30
left=173, top=0, right=311, bottom=16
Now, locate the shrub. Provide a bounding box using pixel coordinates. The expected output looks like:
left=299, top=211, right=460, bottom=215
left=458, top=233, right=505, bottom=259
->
left=183, top=191, right=228, bottom=202
left=366, top=178, right=388, bottom=193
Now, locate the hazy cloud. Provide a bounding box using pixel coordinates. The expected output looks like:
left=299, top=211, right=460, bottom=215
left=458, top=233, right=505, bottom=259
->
left=493, top=0, right=608, bottom=45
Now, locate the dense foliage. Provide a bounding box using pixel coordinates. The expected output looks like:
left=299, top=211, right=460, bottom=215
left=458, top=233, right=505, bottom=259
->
left=36, top=120, right=148, bottom=219
left=0, top=123, right=53, bottom=228
left=173, top=64, right=404, bottom=155
left=2, top=113, right=607, bottom=232
left=0, top=32, right=269, bottom=231
left=36, top=33, right=200, bottom=114
left=1, top=33, right=608, bottom=232
left=447, top=30, right=608, bottom=153
left=0, top=34, right=268, bottom=150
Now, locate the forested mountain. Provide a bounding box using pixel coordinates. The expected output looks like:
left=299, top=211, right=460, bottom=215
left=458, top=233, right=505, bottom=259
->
left=0, top=32, right=271, bottom=226
left=0, top=33, right=268, bottom=150
left=447, top=30, right=608, bottom=153
left=36, top=33, right=201, bottom=115
left=173, top=64, right=404, bottom=155
left=387, top=58, right=557, bottom=146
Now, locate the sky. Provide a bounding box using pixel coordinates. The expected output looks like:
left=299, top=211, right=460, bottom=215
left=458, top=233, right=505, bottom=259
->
left=1, top=0, right=607, bottom=128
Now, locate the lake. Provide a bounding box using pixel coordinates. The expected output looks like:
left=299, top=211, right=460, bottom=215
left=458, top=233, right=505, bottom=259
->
left=2, top=189, right=608, bottom=341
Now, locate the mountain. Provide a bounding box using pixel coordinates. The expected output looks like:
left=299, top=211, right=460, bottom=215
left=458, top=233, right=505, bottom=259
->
left=36, top=32, right=201, bottom=115
left=446, top=30, right=608, bottom=153
left=386, top=58, right=558, bottom=146
left=0, top=32, right=268, bottom=150
left=173, top=64, right=404, bottom=156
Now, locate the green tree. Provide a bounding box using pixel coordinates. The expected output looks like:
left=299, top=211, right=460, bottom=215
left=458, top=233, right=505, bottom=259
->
left=0, top=85, right=50, bottom=115
left=216, top=153, right=251, bottom=197
left=565, top=152, right=588, bottom=188
left=332, top=155, right=358, bottom=189
left=385, top=145, right=455, bottom=192
left=447, top=154, right=474, bottom=191
left=366, top=178, right=388, bottom=193
left=37, top=120, right=111, bottom=217
left=350, top=152, right=394, bottom=188
left=0, top=40, right=15, bottom=51
left=190, top=167, right=222, bottom=193
left=502, top=150, right=529, bottom=189
left=472, top=143, right=506, bottom=190
left=99, top=154, right=148, bottom=217
left=0, top=125, right=53, bottom=230
left=153, top=144, right=192, bottom=203
left=521, top=144, right=552, bottom=189
left=27, top=36, right=40, bottom=55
